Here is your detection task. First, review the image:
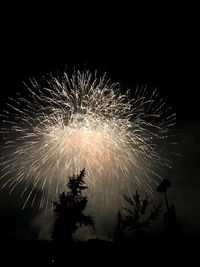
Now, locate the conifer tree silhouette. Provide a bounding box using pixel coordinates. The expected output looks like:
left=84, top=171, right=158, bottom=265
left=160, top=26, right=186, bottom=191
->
left=123, top=191, right=162, bottom=233
left=52, top=169, right=95, bottom=243
left=114, top=191, right=162, bottom=241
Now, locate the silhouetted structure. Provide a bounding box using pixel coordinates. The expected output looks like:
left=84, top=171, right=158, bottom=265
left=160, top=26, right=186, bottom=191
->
left=52, top=169, right=95, bottom=243
left=157, top=179, right=179, bottom=240
left=157, top=179, right=171, bottom=210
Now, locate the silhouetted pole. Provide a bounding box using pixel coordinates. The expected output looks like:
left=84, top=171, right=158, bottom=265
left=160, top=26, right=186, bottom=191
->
left=157, top=179, right=179, bottom=240
left=164, top=191, right=169, bottom=210
left=156, top=179, right=171, bottom=211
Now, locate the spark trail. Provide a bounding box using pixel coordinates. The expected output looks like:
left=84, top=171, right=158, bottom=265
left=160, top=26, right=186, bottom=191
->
left=0, top=71, right=176, bottom=210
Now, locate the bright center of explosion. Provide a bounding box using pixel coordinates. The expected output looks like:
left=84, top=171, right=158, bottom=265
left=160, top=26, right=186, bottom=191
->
left=37, top=112, right=137, bottom=202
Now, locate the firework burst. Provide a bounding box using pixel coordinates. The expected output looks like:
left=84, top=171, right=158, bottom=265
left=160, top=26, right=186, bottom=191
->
left=0, top=71, right=176, bottom=210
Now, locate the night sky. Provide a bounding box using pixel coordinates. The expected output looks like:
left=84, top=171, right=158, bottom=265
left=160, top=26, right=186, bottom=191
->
left=0, top=3, right=200, bottom=251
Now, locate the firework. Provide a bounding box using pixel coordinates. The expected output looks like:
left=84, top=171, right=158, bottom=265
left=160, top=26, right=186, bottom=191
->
left=0, top=71, right=176, bottom=210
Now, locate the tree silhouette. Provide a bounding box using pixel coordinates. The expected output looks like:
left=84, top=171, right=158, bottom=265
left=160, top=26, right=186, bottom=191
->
left=52, top=169, right=95, bottom=243
left=113, top=211, right=125, bottom=243
left=114, top=191, right=162, bottom=241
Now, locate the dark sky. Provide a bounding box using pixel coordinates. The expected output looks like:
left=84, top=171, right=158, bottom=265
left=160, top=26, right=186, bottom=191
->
left=0, top=4, right=200, bottom=239
left=1, top=5, right=199, bottom=126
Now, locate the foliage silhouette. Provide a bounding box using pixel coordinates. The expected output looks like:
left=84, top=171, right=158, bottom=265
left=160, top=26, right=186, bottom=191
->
left=52, top=169, right=95, bottom=243
left=114, top=190, right=162, bottom=241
